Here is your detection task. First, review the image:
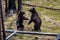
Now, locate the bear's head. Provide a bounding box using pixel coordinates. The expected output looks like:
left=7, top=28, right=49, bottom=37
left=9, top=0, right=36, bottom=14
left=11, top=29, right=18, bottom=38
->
left=29, top=8, right=36, bottom=13
left=18, top=11, right=25, bottom=16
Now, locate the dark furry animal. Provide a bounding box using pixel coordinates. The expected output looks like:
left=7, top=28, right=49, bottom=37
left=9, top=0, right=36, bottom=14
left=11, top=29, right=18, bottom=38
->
left=28, top=8, right=42, bottom=31
left=16, top=11, right=29, bottom=30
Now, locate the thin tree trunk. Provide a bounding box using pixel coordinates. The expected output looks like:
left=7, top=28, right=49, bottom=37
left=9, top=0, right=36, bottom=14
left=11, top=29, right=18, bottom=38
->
left=18, top=0, right=22, bottom=12
left=0, top=17, right=2, bottom=40
left=0, top=0, right=6, bottom=40
left=0, top=0, right=2, bottom=39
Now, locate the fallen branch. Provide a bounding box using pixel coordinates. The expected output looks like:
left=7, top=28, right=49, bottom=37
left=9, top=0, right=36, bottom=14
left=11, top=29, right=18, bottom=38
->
left=22, top=3, right=60, bottom=11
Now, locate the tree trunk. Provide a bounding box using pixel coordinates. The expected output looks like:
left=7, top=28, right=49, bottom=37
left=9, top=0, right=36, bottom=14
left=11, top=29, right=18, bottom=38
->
left=0, top=0, right=2, bottom=39
left=0, top=17, right=2, bottom=40
left=0, top=0, right=6, bottom=40
left=18, top=0, right=22, bottom=12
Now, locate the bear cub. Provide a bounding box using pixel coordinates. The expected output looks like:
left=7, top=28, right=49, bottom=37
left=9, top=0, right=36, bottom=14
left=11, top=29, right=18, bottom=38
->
left=28, top=8, right=42, bottom=31
left=16, top=11, right=29, bottom=30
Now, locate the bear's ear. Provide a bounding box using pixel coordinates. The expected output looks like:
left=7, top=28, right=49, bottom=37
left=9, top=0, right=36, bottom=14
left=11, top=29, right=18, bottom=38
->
left=32, top=7, right=35, bottom=10
left=29, top=7, right=35, bottom=12
left=20, top=11, right=25, bottom=14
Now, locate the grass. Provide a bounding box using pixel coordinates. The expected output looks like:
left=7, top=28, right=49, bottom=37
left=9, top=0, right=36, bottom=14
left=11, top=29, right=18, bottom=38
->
left=44, top=10, right=60, bottom=20
left=3, top=0, right=60, bottom=40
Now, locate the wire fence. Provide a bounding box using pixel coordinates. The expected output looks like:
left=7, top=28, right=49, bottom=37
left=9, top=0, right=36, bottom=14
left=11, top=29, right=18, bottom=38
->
left=2, top=30, right=58, bottom=40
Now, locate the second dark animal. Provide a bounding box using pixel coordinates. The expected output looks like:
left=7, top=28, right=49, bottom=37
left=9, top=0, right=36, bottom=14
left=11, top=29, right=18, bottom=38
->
left=16, top=11, right=29, bottom=30
left=28, top=8, right=42, bottom=31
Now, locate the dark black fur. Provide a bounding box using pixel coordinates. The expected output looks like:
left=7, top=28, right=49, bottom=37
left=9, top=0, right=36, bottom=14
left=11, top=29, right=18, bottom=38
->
left=28, top=8, right=42, bottom=31
left=16, top=11, right=29, bottom=30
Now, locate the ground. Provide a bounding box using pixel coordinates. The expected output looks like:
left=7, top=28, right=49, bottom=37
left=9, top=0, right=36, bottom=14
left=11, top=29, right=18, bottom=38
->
left=1, top=0, right=60, bottom=40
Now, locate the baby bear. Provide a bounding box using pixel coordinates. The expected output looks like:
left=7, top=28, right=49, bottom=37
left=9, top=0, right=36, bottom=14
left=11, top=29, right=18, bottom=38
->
left=28, top=8, right=42, bottom=31
left=16, top=11, right=29, bottom=30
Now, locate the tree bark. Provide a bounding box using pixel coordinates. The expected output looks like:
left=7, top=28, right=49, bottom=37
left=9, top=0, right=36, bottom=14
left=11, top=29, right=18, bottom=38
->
left=18, top=0, right=22, bottom=12
left=0, top=0, right=2, bottom=39
left=0, top=17, right=1, bottom=40
left=0, top=0, right=6, bottom=40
